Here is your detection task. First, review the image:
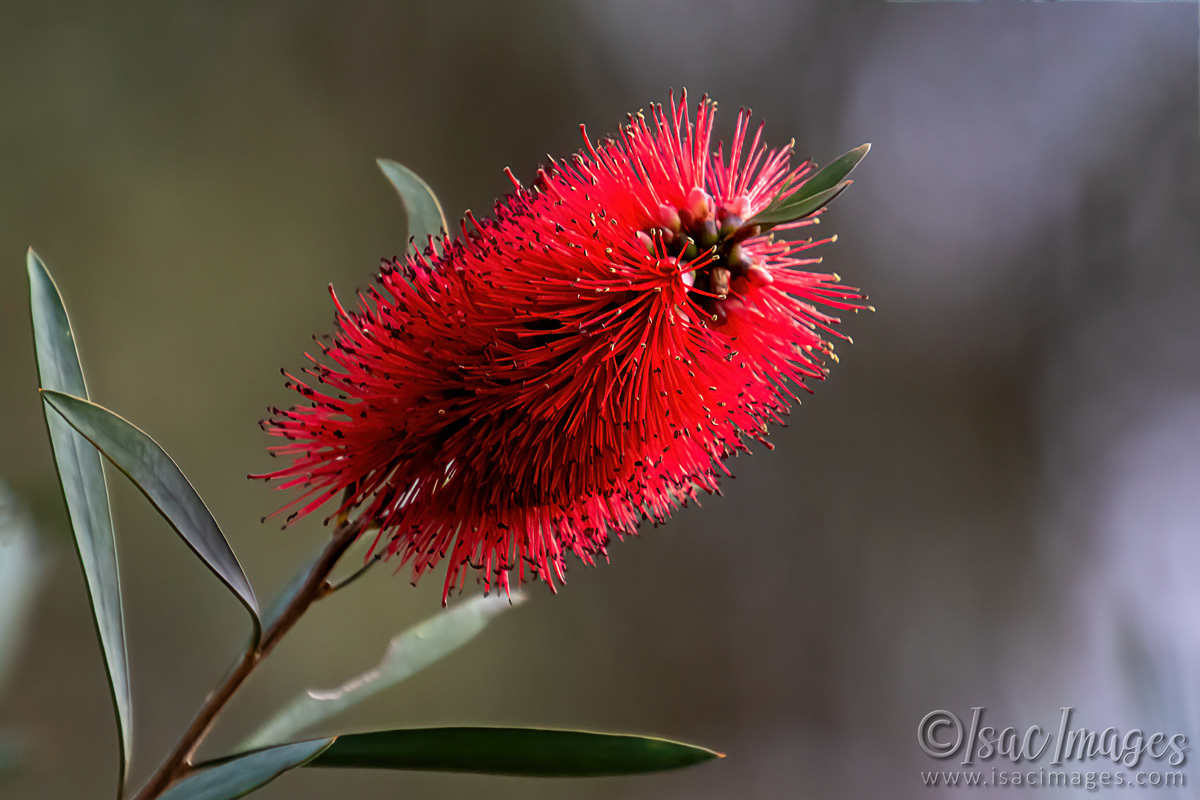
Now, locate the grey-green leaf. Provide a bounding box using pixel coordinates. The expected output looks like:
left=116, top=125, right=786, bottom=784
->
left=0, top=484, right=48, bottom=694
left=0, top=731, right=22, bottom=776
left=27, top=249, right=132, bottom=790
left=0, top=485, right=44, bottom=783
left=751, top=142, right=869, bottom=226
left=750, top=180, right=853, bottom=226
left=158, top=738, right=334, bottom=800
left=377, top=158, right=448, bottom=252
left=40, top=391, right=260, bottom=638
left=796, top=143, right=870, bottom=203
left=258, top=542, right=325, bottom=634
left=240, top=592, right=524, bottom=751
left=307, top=727, right=723, bottom=777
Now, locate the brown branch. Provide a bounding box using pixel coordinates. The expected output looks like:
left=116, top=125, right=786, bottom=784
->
left=131, top=518, right=363, bottom=800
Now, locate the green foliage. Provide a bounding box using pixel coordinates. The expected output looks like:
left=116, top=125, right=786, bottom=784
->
left=41, top=391, right=260, bottom=639
left=0, top=732, right=22, bottom=778
left=0, top=483, right=46, bottom=780
left=307, top=727, right=723, bottom=777
left=27, top=250, right=132, bottom=792
left=241, top=592, right=524, bottom=750
left=27, top=161, right=724, bottom=799
left=751, top=143, right=870, bottom=226
left=377, top=159, right=448, bottom=251
left=0, top=483, right=46, bottom=693
left=157, top=739, right=334, bottom=800
left=258, top=544, right=324, bottom=634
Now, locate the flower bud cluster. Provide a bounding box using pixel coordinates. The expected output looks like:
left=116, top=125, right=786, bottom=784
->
left=640, top=191, right=772, bottom=324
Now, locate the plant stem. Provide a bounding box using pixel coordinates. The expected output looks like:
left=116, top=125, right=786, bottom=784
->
left=131, top=518, right=364, bottom=800
left=326, top=552, right=382, bottom=594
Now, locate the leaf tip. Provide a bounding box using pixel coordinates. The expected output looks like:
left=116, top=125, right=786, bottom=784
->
left=26, top=247, right=48, bottom=279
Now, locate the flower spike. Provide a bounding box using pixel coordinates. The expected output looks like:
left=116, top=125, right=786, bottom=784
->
left=253, top=93, right=868, bottom=602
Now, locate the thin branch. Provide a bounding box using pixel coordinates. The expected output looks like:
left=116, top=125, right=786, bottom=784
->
left=325, top=552, right=383, bottom=595
left=131, top=517, right=364, bottom=800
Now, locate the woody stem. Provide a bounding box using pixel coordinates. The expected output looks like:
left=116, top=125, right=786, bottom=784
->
left=131, top=517, right=364, bottom=800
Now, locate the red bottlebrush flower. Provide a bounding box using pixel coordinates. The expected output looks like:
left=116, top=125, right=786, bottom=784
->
left=253, top=94, right=865, bottom=601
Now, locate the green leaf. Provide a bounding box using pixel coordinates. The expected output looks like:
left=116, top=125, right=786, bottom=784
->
left=27, top=249, right=132, bottom=790
left=40, top=391, right=260, bottom=639
left=751, top=181, right=852, bottom=226
left=0, top=483, right=47, bottom=694
left=0, top=731, right=22, bottom=776
left=795, top=143, right=870, bottom=204
left=258, top=544, right=323, bottom=635
left=307, top=728, right=723, bottom=777
left=240, top=593, right=524, bottom=751
left=751, top=142, right=870, bottom=226
left=377, top=158, right=448, bottom=252
left=158, top=738, right=333, bottom=800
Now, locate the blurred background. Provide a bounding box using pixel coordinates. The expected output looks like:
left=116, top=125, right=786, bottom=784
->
left=1, top=2, right=1199, bottom=798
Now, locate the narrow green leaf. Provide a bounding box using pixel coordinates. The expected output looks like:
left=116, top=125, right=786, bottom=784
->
left=750, top=180, right=853, bottom=226
left=795, top=143, right=870, bottom=203
left=0, top=731, right=21, bottom=776
left=0, top=484, right=47, bottom=693
left=27, top=249, right=132, bottom=790
left=41, top=391, right=260, bottom=638
left=158, top=738, right=333, bottom=800
left=258, top=544, right=322, bottom=634
left=377, top=158, right=448, bottom=251
left=751, top=143, right=870, bottom=226
left=307, top=727, right=723, bottom=777
left=241, top=593, right=524, bottom=751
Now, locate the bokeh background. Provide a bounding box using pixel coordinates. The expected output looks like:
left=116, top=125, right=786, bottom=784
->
left=2, top=2, right=1199, bottom=798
